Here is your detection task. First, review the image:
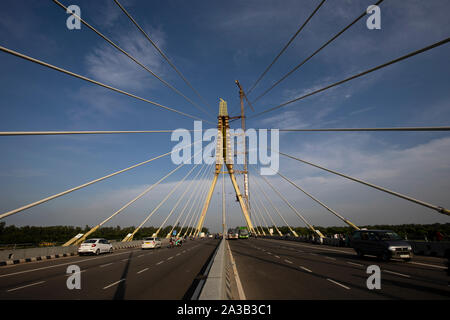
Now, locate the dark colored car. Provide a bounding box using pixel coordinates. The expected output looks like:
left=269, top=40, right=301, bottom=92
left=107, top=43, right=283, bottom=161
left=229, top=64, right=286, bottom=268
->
left=350, top=230, right=413, bottom=261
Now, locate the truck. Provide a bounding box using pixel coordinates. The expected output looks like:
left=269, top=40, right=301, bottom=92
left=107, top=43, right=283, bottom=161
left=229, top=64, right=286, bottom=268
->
left=238, top=227, right=249, bottom=239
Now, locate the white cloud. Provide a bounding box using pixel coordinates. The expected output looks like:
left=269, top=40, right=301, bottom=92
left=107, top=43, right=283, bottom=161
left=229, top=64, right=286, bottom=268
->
left=84, top=26, right=167, bottom=92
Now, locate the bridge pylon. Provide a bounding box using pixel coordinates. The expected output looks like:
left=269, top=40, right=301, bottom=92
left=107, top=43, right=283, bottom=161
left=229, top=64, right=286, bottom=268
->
left=195, top=99, right=256, bottom=236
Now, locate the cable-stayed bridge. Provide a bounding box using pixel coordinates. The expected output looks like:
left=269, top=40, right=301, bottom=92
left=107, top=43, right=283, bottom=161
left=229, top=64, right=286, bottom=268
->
left=0, top=0, right=449, bottom=300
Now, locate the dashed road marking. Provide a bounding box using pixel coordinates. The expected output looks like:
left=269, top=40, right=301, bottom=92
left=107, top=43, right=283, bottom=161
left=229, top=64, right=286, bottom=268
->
left=284, top=259, right=293, bottom=264
left=300, top=266, right=312, bottom=273
left=100, top=263, right=113, bottom=268
left=156, top=261, right=164, bottom=265
left=137, top=268, right=149, bottom=274
left=103, top=279, right=125, bottom=290
left=274, top=255, right=280, bottom=259
left=383, top=269, right=411, bottom=278
left=7, top=281, right=46, bottom=292
left=409, top=261, right=446, bottom=269
left=167, top=256, right=173, bottom=261
left=347, top=262, right=364, bottom=267
left=327, top=278, right=350, bottom=290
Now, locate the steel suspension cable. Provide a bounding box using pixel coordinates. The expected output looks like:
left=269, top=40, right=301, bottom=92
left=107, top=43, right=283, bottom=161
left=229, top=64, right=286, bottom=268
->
left=247, top=0, right=326, bottom=95
left=0, top=45, right=212, bottom=124
left=251, top=37, right=450, bottom=119
left=252, top=0, right=384, bottom=103
left=255, top=168, right=315, bottom=236
left=267, top=127, right=450, bottom=132
left=182, top=166, right=214, bottom=237
left=113, top=0, right=213, bottom=114
left=166, top=164, right=210, bottom=238
left=0, top=139, right=202, bottom=220
left=249, top=197, right=266, bottom=235
left=250, top=171, right=299, bottom=236
left=277, top=150, right=450, bottom=216
left=53, top=0, right=212, bottom=119
left=0, top=130, right=201, bottom=136
left=191, top=165, right=219, bottom=237
left=251, top=182, right=283, bottom=236
left=155, top=164, right=206, bottom=236
left=5, top=127, right=449, bottom=136
left=271, top=168, right=360, bottom=230
left=190, top=168, right=215, bottom=237
left=73, top=155, right=198, bottom=244
left=250, top=196, right=268, bottom=235
left=126, top=163, right=199, bottom=241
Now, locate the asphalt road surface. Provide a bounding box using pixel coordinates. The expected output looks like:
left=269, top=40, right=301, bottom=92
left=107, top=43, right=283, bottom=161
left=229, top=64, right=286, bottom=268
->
left=0, top=238, right=219, bottom=300
left=229, top=238, right=450, bottom=300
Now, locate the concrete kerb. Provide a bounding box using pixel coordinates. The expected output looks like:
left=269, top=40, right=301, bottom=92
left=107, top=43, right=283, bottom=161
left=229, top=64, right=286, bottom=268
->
left=0, top=239, right=144, bottom=266
left=199, top=238, right=226, bottom=300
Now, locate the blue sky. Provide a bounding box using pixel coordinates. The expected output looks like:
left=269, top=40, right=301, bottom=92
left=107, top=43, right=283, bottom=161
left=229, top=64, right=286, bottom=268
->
left=0, top=0, right=449, bottom=233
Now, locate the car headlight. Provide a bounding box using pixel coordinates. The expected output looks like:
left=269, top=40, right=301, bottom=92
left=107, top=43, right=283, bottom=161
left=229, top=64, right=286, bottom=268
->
left=407, top=246, right=412, bottom=251
left=388, top=246, right=396, bottom=251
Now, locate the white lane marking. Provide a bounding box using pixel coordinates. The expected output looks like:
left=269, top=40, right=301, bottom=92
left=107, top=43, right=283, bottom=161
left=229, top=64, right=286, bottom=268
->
left=7, top=281, right=46, bottom=292
left=0, top=249, right=139, bottom=279
left=176, top=253, right=181, bottom=256
left=300, top=266, right=312, bottom=273
left=409, top=261, right=446, bottom=270
left=182, top=250, right=186, bottom=253
left=227, top=241, right=246, bottom=300
left=326, top=257, right=336, bottom=261
left=103, top=279, right=125, bottom=290
left=167, top=256, right=173, bottom=261
left=347, top=262, right=364, bottom=267
left=137, top=268, right=149, bottom=274
left=121, top=259, right=130, bottom=262
left=265, top=239, right=448, bottom=270
left=284, top=259, right=293, bottom=264
left=274, top=255, right=280, bottom=259
left=383, top=270, right=411, bottom=278
left=267, top=252, right=272, bottom=255
left=100, top=263, right=113, bottom=268
left=327, top=279, right=350, bottom=290
left=156, top=261, right=164, bottom=265
left=138, top=254, right=145, bottom=258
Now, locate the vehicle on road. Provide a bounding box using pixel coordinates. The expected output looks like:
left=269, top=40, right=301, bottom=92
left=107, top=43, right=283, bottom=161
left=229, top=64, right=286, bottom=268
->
left=227, top=228, right=239, bottom=240
left=141, top=237, right=162, bottom=250
left=238, top=227, right=249, bottom=239
left=168, top=237, right=182, bottom=248
left=351, top=230, right=413, bottom=261
left=78, top=238, right=113, bottom=256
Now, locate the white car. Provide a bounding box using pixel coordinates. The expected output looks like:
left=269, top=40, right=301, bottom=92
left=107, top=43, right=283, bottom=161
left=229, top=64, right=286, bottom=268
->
left=78, top=238, right=113, bottom=256
left=141, top=237, right=162, bottom=249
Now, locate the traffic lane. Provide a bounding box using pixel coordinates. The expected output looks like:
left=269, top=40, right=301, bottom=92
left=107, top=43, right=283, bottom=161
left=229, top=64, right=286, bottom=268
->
left=255, top=239, right=449, bottom=291
left=0, top=239, right=217, bottom=299
left=252, top=239, right=450, bottom=299
left=0, top=247, right=143, bottom=293
left=123, top=239, right=219, bottom=299
left=229, top=239, right=378, bottom=299
left=262, top=239, right=448, bottom=276
left=0, top=239, right=202, bottom=299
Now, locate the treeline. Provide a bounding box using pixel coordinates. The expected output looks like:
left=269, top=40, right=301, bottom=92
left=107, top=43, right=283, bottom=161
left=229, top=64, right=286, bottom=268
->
left=256, top=223, right=450, bottom=241
left=0, top=222, right=209, bottom=245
